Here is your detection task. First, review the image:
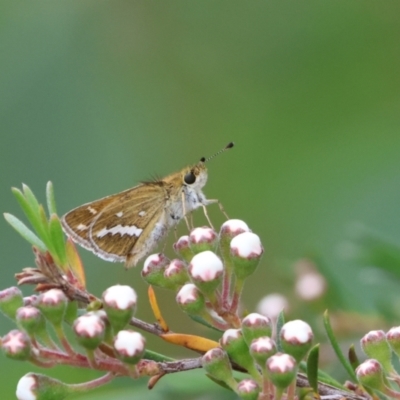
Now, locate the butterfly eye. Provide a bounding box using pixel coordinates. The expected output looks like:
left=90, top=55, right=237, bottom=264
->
left=184, top=172, right=196, bottom=185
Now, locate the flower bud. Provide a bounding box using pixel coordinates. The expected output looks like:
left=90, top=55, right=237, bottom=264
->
left=102, top=285, right=137, bottom=333
left=189, top=227, right=218, bottom=254
left=23, top=295, right=39, bottom=307
left=37, top=289, right=68, bottom=326
left=16, top=373, right=72, bottom=400
left=386, top=326, right=400, bottom=359
left=173, top=235, right=193, bottom=262
left=188, top=251, right=223, bottom=298
left=266, top=353, right=297, bottom=389
left=73, top=313, right=105, bottom=350
left=219, top=220, right=251, bottom=246
left=230, top=232, right=263, bottom=280
left=113, top=330, right=146, bottom=365
left=0, top=287, right=24, bottom=320
left=236, top=379, right=260, bottom=400
left=361, top=330, right=394, bottom=374
left=219, top=219, right=251, bottom=266
left=256, top=293, right=289, bottom=320
left=2, top=329, right=31, bottom=361
left=176, top=284, right=206, bottom=316
left=164, top=259, right=189, bottom=286
left=294, top=259, right=326, bottom=301
left=249, top=337, right=276, bottom=368
left=356, top=359, right=386, bottom=393
left=141, top=253, right=176, bottom=289
left=241, top=313, right=272, bottom=345
left=201, top=348, right=236, bottom=389
left=220, top=329, right=257, bottom=375
left=280, top=320, right=313, bottom=363
left=16, top=306, right=46, bottom=336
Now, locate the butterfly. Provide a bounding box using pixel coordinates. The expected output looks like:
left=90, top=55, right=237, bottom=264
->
left=61, top=142, right=233, bottom=268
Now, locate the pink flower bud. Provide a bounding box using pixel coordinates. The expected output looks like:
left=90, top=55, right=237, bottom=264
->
left=73, top=314, right=105, bottom=350
left=2, top=329, right=31, bottom=360
left=114, top=330, right=146, bottom=365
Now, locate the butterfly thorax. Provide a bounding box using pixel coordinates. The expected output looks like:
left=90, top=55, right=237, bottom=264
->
left=163, top=162, right=209, bottom=225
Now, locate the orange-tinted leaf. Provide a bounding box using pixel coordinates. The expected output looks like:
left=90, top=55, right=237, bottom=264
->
left=148, top=286, right=169, bottom=332
left=160, top=333, right=219, bottom=353
left=65, top=238, right=86, bottom=289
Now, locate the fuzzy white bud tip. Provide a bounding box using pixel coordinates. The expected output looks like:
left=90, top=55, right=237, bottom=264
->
left=176, top=284, right=199, bottom=304
left=143, top=253, right=166, bottom=272
left=114, top=330, right=145, bottom=357
left=190, top=227, right=216, bottom=243
left=40, top=289, right=66, bottom=304
left=267, top=353, right=296, bottom=372
left=230, top=232, right=263, bottom=258
left=74, top=314, right=105, bottom=337
left=356, top=359, right=382, bottom=376
left=387, top=326, right=400, bottom=339
left=242, top=312, right=270, bottom=326
left=189, top=251, right=223, bottom=281
left=221, top=328, right=241, bottom=344
left=103, top=285, right=137, bottom=310
left=16, top=374, right=36, bottom=400
left=3, top=330, right=29, bottom=354
left=281, top=320, right=313, bottom=344
left=251, top=336, right=275, bottom=352
left=221, top=219, right=250, bottom=233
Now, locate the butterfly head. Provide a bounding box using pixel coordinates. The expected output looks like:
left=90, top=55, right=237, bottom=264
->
left=182, top=161, right=208, bottom=190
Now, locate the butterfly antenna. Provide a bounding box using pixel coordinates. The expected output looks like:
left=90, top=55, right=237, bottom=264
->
left=200, top=142, right=234, bottom=163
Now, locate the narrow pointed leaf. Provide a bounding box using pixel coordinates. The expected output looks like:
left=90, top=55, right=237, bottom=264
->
left=323, top=310, right=357, bottom=381
left=306, top=344, right=319, bottom=393
left=12, top=187, right=50, bottom=244
left=144, top=349, right=174, bottom=362
left=148, top=286, right=169, bottom=332
left=46, top=181, right=57, bottom=216
left=22, top=183, right=41, bottom=214
left=3, top=213, right=46, bottom=251
left=276, top=309, right=285, bottom=352
left=48, top=214, right=67, bottom=266
left=65, top=239, right=86, bottom=289
left=160, top=333, right=219, bottom=353
left=348, top=344, right=360, bottom=371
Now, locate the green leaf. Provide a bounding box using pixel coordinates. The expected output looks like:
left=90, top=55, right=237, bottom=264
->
left=144, top=349, right=174, bottom=362
left=48, top=214, right=67, bottom=266
left=46, top=181, right=57, bottom=216
left=306, top=344, right=319, bottom=393
left=348, top=344, right=360, bottom=371
left=275, top=310, right=285, bottom=352
left=12, top=186, right=50, bottom=245
left=22, top=183, right=41, bottom=214
left=323, top=310, right=357, bottom=381
left=3, top=213, right=46, bottom=251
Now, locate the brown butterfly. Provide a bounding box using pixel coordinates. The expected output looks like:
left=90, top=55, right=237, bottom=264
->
left=61, top=142, right=234, bottom=268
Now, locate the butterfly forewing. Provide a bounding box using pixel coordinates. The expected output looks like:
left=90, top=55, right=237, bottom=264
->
left=61, top=183, right=167, bottom=263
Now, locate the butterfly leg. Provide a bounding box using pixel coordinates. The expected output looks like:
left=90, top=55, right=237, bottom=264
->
left=207, top=199, right=229, bottom=220
left=181, top=191, right=193, bottom=231
left=201, top=204, right=215, bottom=231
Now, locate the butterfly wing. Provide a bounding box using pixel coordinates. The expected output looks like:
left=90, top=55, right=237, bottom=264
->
left=61, top=183, right=167, bottom=265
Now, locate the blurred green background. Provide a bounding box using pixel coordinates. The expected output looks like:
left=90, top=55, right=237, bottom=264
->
left=2, top=1, right=400, bottom=398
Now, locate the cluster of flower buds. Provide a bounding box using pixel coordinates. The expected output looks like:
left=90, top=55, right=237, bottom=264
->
left=356, top=327, right=400, bottom=398
left=0, top=284, right=147, bottom=399
left=142, top=220, right=264, bottom=329
left=202, top=315, right=314, bottom=400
